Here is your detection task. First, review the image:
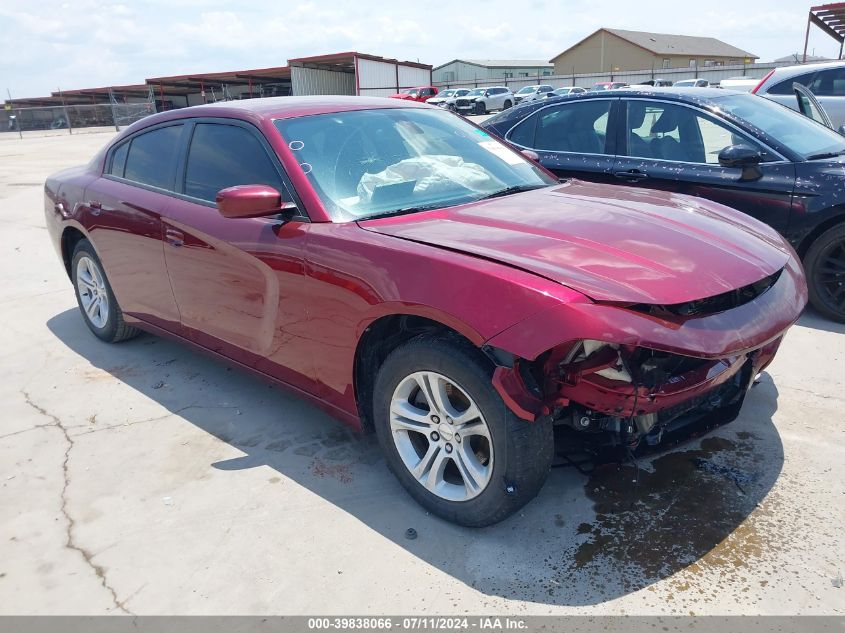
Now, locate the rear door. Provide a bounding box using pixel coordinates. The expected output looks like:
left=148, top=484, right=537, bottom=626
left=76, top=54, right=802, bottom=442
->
left=87, top=123, right=186, bottom=330
left=612, top=98, right=795, bottom=234
left=161, top=119, right=316, bottom=391
left=506, top=97, right=620, bottom=183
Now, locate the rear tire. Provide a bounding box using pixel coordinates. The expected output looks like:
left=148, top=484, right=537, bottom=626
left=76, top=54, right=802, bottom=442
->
left=804, top=223, right=845, bottom=323
left=373, top=335, right=553, bottom=527
left=71, top=239, right=140, bottom=343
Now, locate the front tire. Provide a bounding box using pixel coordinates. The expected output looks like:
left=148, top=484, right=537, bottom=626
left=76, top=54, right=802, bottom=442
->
left=373, top=335, right=553, bottom=527
left=804, top=223, right=845, bottom=322
left=503, top=100, right=512, bottom=110
left=71, top=239, right=140, bottom=343
left=474, top=102, right=486, bottom=115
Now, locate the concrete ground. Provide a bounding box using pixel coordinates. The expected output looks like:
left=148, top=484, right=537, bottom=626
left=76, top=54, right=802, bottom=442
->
left=0, top=129, right=843, bottom=616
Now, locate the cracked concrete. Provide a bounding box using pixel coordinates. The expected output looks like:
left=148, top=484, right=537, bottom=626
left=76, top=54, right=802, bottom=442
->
left=20, top=391, right=130, bottom=614
left=0, top=129, right=843, bottom=616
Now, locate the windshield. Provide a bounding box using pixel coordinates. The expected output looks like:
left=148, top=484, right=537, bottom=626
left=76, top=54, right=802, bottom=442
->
left=592, top=84, right=609, bottom=91
left=467, top=88, right=485, bottom=97
left=399, top=89, right=413, bottom=94
left=674, top=80, right=695, bottom=87
left=712, top=94, right=845, bottom=159
left=274, top=108, right=556, bottom=221
left=517, top=87, right=536, bottom=94
left=456, top=90, right=470, bottom=96
left=438, top=90, right=456, bottom=98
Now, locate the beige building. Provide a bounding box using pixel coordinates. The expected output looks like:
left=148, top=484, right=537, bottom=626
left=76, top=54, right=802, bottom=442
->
left=550, top=28, right=757, bottom=75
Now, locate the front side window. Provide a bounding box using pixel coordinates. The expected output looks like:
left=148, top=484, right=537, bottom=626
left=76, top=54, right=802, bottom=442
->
left=123, top=124, right=183, bottom=190
left=184, top=123, right=286, bottom=203
left=273, top=108, right=555, bottom=221
left=625, top=100, right=765, bottom=164
left=808, top=68, right=845, bottom=96
left=712, top=93, right=845, bottom=159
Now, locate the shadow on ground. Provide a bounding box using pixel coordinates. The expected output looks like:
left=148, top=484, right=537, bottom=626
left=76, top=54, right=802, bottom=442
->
left=798, top=307, right=845, bottom=335
left=47, top=308, right=784, bottom=606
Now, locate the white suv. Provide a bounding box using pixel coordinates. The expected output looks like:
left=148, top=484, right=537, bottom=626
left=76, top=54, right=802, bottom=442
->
left=513, top=84, right=554, bottom=104
left=453, top=86, right=514, bottom=115
left=752, top=60, right=845, bottom=128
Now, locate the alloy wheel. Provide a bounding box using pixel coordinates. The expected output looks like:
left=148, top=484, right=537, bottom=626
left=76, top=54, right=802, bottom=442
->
left=815, top=237, right=845, bottom=316
left=76, top=256, right=110, bottom=329
left=389, top=371, right=493, bottom=502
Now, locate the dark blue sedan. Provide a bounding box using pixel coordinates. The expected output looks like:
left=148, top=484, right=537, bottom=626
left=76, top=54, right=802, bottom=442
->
left=481, top=88, right=845, bottom=322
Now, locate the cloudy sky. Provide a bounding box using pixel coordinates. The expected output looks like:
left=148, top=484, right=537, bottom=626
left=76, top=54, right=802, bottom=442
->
left=0, top=0, right=839, bottom=97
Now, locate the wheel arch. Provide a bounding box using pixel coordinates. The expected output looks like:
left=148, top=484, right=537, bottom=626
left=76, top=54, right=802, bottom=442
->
left=353, top=313, right=492, bottom=433
left=60, top=226, right=90, bottom=278
left=796, top=211, right=845, bottom=259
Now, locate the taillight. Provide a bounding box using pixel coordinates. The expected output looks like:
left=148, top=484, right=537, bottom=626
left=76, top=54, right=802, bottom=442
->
left=751, top=69, right=775, bottom=94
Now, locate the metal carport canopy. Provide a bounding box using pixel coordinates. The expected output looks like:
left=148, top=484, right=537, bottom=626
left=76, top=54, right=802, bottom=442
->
left=287, top=52, right=432, bottom=96
left=805, top=3, right=845, bottom=61
left=145, top=66, right=292, bottom=107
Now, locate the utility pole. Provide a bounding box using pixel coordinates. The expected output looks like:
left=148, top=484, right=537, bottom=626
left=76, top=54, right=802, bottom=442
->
left=57, top=87, right=74, bottom=135
left=6, top=88, right=22, bottom=140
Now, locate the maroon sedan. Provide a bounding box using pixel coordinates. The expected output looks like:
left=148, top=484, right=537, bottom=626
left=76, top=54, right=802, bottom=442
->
left=45, top=96, right=806, bottom=526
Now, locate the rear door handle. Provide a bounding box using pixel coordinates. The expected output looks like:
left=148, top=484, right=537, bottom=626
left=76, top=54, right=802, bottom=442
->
left=614, top=169, right=649, bottom=182
left=165, top=228, right=184, bottom=247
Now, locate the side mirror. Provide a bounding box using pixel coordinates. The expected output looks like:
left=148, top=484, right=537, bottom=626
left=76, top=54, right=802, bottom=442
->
left=838, top=125, right=845, bottom=137
left=718, top=144, right=762, bottom=168
left=216, top=185, right=295, bottom=219
left=520, top=149, right=541, bottom=162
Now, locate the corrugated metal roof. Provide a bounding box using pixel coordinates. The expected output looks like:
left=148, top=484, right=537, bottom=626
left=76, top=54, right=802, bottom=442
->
left=604, top=29, right=757, bottom=58
left=462, top=59, right=554, bottom=67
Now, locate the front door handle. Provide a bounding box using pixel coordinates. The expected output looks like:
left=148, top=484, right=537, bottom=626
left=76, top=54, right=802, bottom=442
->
left=165, top=228, right=184, bottom=247
left=614, top=169, right=649, bottom=182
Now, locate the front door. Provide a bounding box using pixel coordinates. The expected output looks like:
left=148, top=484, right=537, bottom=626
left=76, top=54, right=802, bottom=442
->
left=161, top=119, right=315, bottom=391
left=612, top=99, right=796, bottom=235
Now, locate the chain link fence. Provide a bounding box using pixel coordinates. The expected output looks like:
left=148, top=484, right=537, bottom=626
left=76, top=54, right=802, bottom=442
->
left=0, top=102, right=155, bottom=137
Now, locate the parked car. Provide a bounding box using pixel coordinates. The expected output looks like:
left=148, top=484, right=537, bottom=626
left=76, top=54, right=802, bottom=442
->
left=591, top=81, right=628, bottom=91
left=389, top=86, right=438, bottom=103
left=513, top=84, right=554, bottom=104
left=453, top=86, right=513, bottom=115
left=482, top=87, right=845, bottom=321
left=546, top=87, right=587, bottom=98
left=753, top=60, right=845, bottom=128
left=45, top=96, right=806, bottom=526
left=426, top=88, right=470, bottom=108
left=718, top=77, right=759, bottom=92
left=674, top=78, right=710, bottom=88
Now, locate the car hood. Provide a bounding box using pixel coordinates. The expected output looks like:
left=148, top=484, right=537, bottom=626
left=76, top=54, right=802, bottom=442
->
left=358, top=180, right=791, bottom=305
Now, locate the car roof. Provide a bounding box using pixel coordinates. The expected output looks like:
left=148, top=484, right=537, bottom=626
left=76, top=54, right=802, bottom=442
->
left=771, top=60, right=845, bottom=75
left=121, top=96, right=430, bottom=133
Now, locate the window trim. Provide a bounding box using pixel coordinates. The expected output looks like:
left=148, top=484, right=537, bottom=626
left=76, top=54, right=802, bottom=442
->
left=619, top=97, right=789, bottom=165
left=504, top=97, right=620, bottom=158
left=103, top=121, right=188, bottom=195
left=102, top=117, right=309, bottom=222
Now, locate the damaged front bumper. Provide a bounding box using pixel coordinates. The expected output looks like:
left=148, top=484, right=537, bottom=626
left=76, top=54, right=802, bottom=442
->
left=487, top=253, right=806, bottom=446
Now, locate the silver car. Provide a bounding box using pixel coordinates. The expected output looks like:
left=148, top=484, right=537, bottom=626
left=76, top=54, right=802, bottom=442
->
left=513, top=84, right=554, bottom=104
left=753, top=60, right=845, bottom=127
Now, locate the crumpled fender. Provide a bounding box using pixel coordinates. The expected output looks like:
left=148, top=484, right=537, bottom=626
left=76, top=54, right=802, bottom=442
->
left=485, top=253, right=807, bottom=363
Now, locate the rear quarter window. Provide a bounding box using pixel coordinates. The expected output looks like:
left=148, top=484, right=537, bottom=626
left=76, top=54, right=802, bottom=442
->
left=768, top=70, right=816, bottom=95
left=123, top=124, right=183, bottom=190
